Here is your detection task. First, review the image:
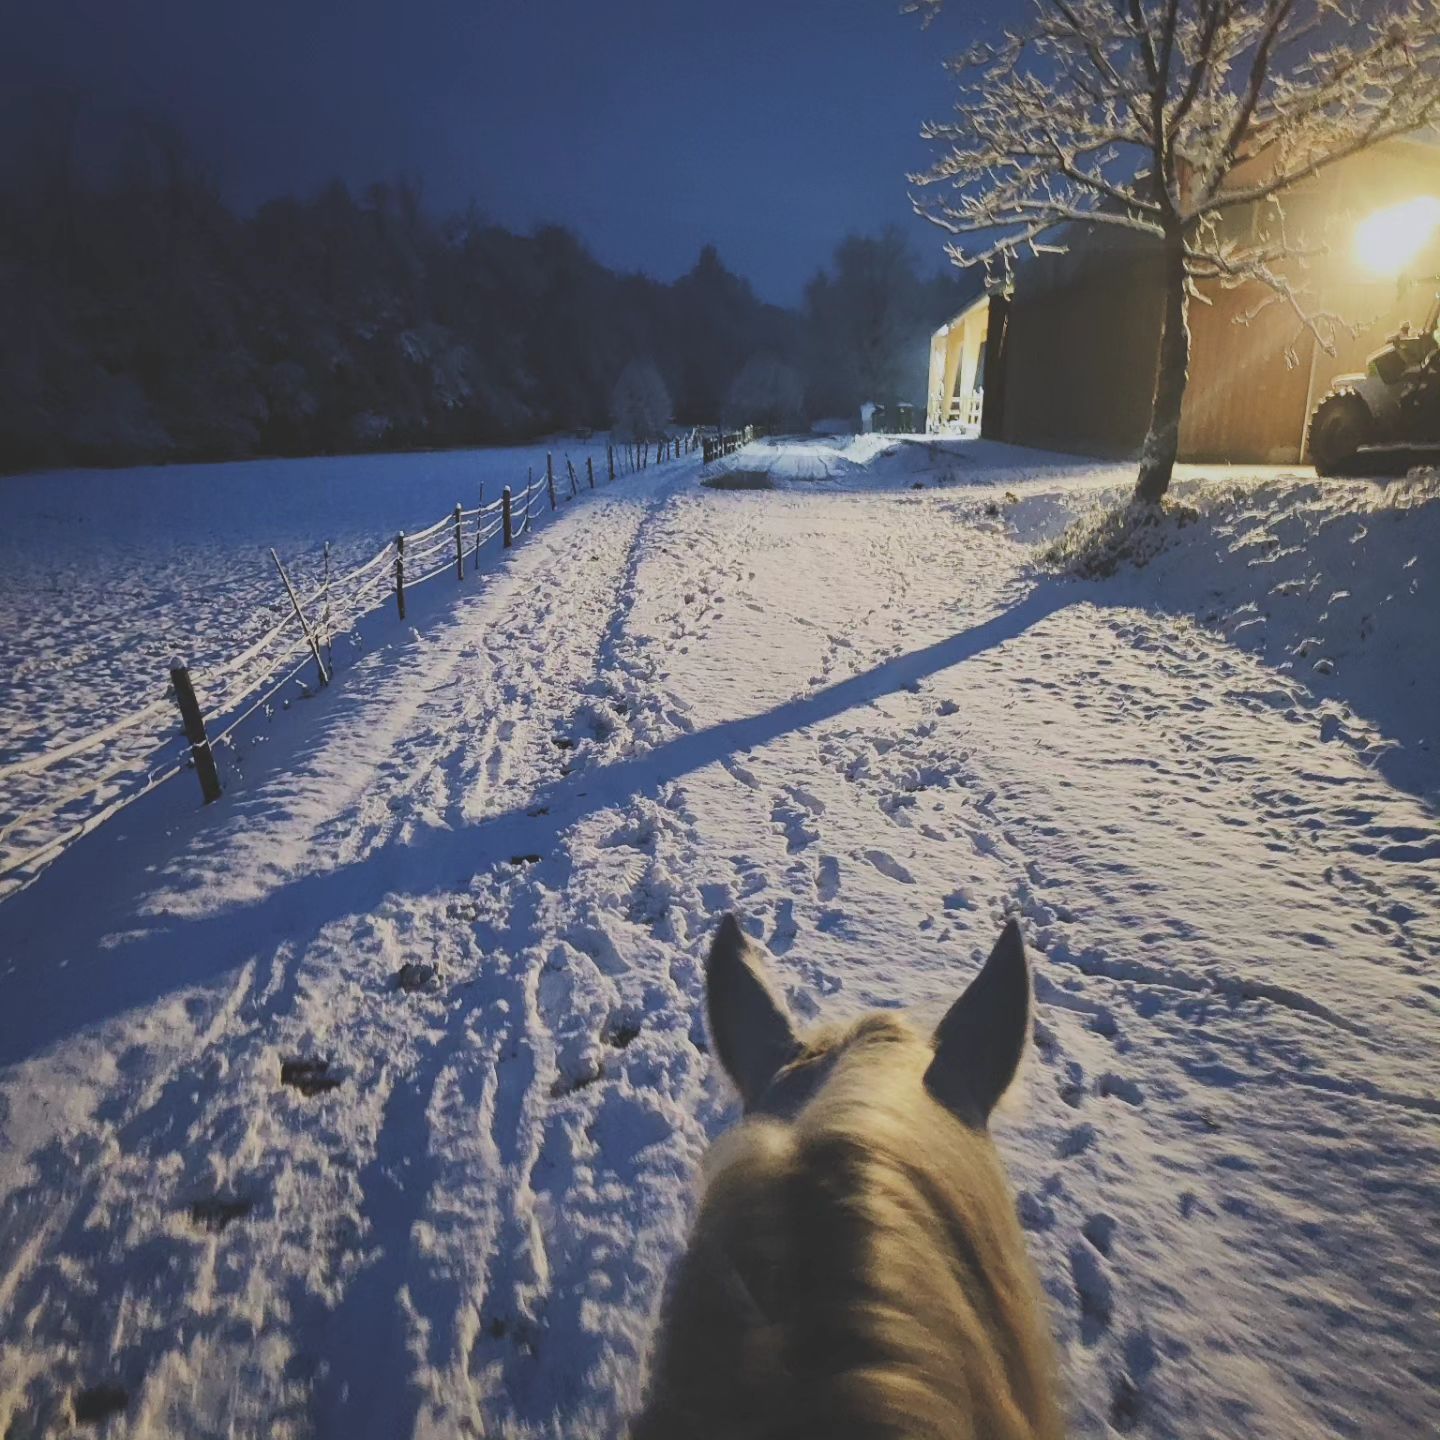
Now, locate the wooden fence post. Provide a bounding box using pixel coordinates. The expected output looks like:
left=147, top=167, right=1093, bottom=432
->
left=586, top=455, right=595, bottom=489
left=322, top=540, right=333, bottom=671
left=567, top=458, right=579, bottom=497
left=608, top=444, right=615, bottom=482
left=169, top=662, right=222, bottom=805
left=395, top=533, right=406, bottom=620
left=475, top=483, right=485, bottom=565
left=502, top=487, right=513, bottom=548
left=547, top=458, right=558, bottom=509
left=270, top=547, right=329, bottom=687
left=453, top=503, right=465, bottom=580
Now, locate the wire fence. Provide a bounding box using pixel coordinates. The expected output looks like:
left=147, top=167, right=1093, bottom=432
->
left=0, top=430, right=707, bottom=897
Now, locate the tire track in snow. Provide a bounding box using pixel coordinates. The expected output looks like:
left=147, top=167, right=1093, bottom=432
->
left=302, top=475, right=705, bottom=1437
left=0, top=467, right=705, bottom=1440
left=454, top=488, right=757, bottom=1431
left=268, top=470, right=719, bottom=1437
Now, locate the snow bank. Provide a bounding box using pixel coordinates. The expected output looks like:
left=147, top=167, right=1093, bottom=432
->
left=1036, top=470, right=1440, bottom=800
left=706, top=433, right=1138, bottom=493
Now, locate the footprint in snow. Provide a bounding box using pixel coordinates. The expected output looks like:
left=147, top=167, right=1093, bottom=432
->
left=604, top=1015, right=642, bottom=1050
left=1016, top=1189, right=1057, bottom=1232
left=1057, top=1122, right=1097, bottom=1159
left=1090, top=1006, right=1121, bottom=1040
left=1098, top=1072, right=1145, bottom=1106
left=863, top=850, right=915, bottom=885
left=722, top=757, right=762, bottom=790
left=771, top=797, right=818, bottom=853
left=784, top=785, right=826, bottom=815
left=815, top=854, right=841, bottom=902
left=1057, top=1061, right=1086, bottom=1110
left=1081, top=1212, right=1117, bottom=1257
left=1069, top=1240, right=1114, bottom=1345
left=770, top=900, right=799, bottom=955
left=1109, top=1328, right=1160, bottom=1432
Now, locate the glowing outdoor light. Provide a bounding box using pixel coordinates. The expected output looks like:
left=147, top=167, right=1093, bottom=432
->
left=1354, top=196, right=1440, bottom=276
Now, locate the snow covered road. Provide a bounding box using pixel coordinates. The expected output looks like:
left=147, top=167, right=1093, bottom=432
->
left=0, top=443, right=1437, bottom=1438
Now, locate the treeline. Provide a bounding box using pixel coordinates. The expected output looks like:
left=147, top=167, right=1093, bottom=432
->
left=0, top=106, right=973, bottom=472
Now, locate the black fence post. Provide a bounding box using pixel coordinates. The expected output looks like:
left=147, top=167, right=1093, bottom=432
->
left=169, top=662, right=222, bottom=805
left=395, top=533, right=406, bottom=619
left=502, top=487, right=513, bottom=548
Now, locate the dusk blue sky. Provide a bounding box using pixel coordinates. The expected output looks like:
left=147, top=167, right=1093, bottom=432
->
left=2, top=1, right=986, bottom=304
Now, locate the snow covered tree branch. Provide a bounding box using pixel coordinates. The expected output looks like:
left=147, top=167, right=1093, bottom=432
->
left=909, top=0, right=1440, bottom=498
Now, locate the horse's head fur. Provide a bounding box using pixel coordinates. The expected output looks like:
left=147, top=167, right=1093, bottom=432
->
left=633, top=915, right=1062, bottom=1440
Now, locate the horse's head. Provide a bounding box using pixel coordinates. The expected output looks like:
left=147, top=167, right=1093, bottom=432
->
left=706, top=911, right=1032, bottom=1131
left=632, top=913, right=1060, bottom=1440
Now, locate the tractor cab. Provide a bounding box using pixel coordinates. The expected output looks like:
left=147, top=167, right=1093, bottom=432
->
left=1366, top=286, right=1440, bottom=384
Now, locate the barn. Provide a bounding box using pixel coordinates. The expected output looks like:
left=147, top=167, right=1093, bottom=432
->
left=926, top=138, right=1440, bottom=464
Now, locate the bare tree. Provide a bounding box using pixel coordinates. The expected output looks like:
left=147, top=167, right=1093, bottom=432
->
left=908, top=0, right=1440, bottom=499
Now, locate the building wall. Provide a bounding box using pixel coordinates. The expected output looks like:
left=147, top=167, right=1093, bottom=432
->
left=926, top=296, right=991, bottom=432
left=1180, top=140, right=1440, bottom=462
left=991, top=139, right=1440, bottom=463
left=1000, top=240, right=1165, bottom=457
left=1179, top=282, right=1318, bottom=462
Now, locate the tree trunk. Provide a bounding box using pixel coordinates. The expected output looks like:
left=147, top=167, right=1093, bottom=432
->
left=1135, top=238, right=1190, bottom=504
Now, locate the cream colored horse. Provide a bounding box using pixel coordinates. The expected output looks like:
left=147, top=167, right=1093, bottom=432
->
left=633, top=914, right=1062, bottom=1440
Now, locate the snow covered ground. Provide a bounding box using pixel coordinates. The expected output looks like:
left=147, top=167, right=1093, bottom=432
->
left=0, top=435, right=1436, bottom=1438
left=0, top=438, right=617, bottom=891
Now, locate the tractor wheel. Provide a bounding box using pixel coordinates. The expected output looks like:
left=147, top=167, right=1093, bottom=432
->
left=1308, top=391, right=1371, bottom=476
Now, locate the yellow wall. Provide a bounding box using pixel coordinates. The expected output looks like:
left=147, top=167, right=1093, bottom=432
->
left=927, top=296, right=991, bottom=432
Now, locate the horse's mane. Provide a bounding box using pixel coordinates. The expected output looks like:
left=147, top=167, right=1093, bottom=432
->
left=634, top=1015, right=1062, bottom=1440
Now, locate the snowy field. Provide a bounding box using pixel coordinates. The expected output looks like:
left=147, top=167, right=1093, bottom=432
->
left=0, top=438, right=617, bottom=890
left=0, top=435, right=1437, bottom=1437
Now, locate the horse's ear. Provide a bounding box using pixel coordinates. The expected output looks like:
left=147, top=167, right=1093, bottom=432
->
left=706, top=913, right=799, bottom=1109
left=925, top=918, right=1031, bottom=1126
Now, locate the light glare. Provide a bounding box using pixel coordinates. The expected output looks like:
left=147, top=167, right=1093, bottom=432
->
left=1354, top=196, right=1440, bottom=276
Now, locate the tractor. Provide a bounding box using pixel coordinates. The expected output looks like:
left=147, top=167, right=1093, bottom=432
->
left=1306, top=281, right=1440, bottom=475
